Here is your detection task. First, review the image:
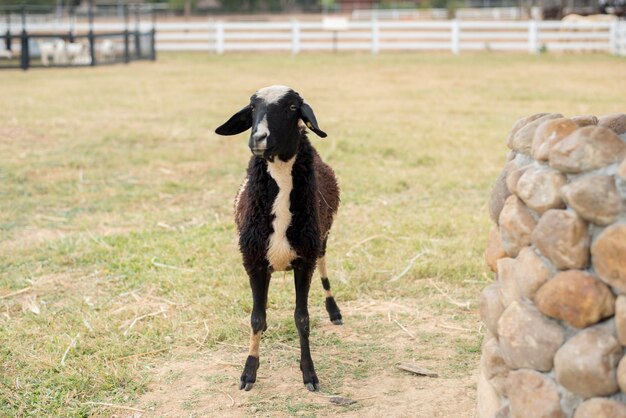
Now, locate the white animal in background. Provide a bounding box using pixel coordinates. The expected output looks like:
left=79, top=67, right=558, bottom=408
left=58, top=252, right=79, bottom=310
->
left=98, top=39, right=115, bottom=62
left=66, top=41, right=91, bottom=65
left=556, top=13, right=618, bottom=53
left=0, top=49, right=12, bottom=59
left=39, top=39, right=67, bottom=65
left=53, top=40, right=69, bottom=65
left=38, top=40, right=62, bottom=66
left=562, top=13, right=618, bottom=24
left=39, top=39, right=91, bottom=66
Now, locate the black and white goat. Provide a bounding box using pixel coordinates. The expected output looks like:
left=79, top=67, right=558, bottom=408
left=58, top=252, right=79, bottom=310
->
left=215, top=85, right=342, bottom=392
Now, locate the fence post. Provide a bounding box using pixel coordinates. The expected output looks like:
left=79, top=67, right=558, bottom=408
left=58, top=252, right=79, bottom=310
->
left=5, top=11, right=11, bottom=52
left=618, top=22, right=626, bottom=56
left=88, top=30, right=96, bottom=65
left=20, top=29, right=29, bottom=70
left=124, top=30, right=130, bottom=62
left=68, top=11, right=75, bottom=44
left=528, top=20, right=538, bottom=54
left=19, top=4, right=29, bottom=70
left=73, top=12, right=78, bottom=42
left=150, top=7, right=156, bottom=61
left=371, top=16, right=379, bottom=54
left=134, top=5, right=141, bottom=59
left=451, top=19, right=460, bottom=55
left=88, top=0, right=96, bottom=66
left=609, top=20, right=618, bottom=56
left=216, top=21, right=224, bottom=54
left=291, top=19, right=300, bottom=55
left=124, top=4, right=130, bottom=63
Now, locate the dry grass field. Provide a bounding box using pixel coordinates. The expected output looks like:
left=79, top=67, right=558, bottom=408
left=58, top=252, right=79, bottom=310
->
left=1, top=52, right=625, bottom=417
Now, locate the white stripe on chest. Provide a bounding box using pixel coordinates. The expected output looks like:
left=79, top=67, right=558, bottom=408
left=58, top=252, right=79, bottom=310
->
left=266, top=156, right=297, bottom=271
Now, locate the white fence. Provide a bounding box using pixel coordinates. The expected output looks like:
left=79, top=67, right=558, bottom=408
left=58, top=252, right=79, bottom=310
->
left=618, top=21, right=626, bottom=55
left=3, top=19, right=626, bottom=55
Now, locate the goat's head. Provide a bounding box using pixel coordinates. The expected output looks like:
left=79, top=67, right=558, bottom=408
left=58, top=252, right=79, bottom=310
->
left=215, top=85, right=326, bottom=161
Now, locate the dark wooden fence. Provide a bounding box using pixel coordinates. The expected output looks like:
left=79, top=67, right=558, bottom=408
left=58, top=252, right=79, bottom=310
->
left=0, top=3, right=156, bottom=70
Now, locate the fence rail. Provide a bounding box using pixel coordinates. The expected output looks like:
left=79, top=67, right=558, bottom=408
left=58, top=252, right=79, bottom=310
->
left=2, top=19, right=626, bottom=56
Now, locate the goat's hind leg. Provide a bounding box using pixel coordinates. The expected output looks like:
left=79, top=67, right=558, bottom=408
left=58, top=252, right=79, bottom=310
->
left=318, top=255, right=342, bottom=325
left=240, top=264, right=270, bottom=391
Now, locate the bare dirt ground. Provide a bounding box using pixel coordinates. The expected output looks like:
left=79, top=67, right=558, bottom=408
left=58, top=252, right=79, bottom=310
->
left=137, top=298, right=479, bottom=418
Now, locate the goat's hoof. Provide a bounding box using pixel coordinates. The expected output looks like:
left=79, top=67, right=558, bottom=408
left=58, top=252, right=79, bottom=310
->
left=306, top=382, right=321, bottom=392
left=239, top=378, right=256, bottom=391
left=326, top=297, right=342, bottom=325
left=303, top=370, right=320, bottom=392
left=239, top=355, right=259, bottom=391
left=329, top=312, right=343, bottom=325
left=240, top=381, right=254, bottom=391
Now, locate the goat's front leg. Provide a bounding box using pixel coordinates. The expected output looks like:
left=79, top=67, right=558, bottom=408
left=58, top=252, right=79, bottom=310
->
left=294, top=261, right=320, bottom=391
left=240, top=264, right=271, bottom=391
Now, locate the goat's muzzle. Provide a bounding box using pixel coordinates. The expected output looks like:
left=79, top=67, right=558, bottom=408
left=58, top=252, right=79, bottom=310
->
left=250, top=131, right=269, bottom=158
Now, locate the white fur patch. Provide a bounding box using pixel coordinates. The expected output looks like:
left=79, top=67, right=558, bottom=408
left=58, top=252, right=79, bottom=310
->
left=256, top=85, right=291, bottom=105
left=266, top=156, right=297, bottom=271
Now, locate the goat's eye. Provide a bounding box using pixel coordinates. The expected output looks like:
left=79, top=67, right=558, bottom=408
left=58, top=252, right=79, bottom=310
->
left=250, top=104, right=255, bottom=110
left=289, top=105, right=297, bottom=111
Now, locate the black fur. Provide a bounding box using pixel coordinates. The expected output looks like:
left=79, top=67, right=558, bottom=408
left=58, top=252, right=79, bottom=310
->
left=325, top=296, right=342, bottom=324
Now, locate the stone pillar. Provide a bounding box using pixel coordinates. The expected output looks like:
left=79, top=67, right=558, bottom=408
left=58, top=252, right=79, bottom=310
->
left=479, top=112, right=626, bottom=418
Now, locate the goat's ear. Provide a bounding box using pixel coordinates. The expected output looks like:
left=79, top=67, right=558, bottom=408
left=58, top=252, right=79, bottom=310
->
left=299, top=102, right=327, bottom=138
left=215, top=106, right=253, bottom=136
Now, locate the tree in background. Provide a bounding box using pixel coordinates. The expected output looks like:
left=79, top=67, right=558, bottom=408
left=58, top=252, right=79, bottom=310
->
left=145, top=0, right=195, bottom=15
left=145, top=0, right=323, bottom=13
left=1, top=0, right=56, bottom=5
